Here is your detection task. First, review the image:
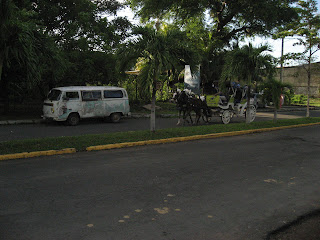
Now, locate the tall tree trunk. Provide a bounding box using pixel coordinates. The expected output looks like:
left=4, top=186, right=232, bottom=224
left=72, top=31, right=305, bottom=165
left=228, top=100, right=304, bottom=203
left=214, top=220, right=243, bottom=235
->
left=274, top=108, right=277, bottom=122
left=246, top=85, right=251, bottom=124
left=306, top=54, right=311, bottom=118
left=150, top=76, right=157, bottom=132
left=150, top=19, right=161, bottom=132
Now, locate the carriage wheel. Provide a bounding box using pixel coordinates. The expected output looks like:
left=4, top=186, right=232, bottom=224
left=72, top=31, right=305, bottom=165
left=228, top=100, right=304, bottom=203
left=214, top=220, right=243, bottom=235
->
left=221, top=110, right=231, bottom=124
left=245, top=105, right=257, bottom=123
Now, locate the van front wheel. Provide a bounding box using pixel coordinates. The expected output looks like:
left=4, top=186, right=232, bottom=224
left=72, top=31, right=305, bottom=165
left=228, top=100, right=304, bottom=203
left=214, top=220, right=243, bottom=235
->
left=67, top=113, right=80, bottom=126
left=110, top=113, right=121, bottom=123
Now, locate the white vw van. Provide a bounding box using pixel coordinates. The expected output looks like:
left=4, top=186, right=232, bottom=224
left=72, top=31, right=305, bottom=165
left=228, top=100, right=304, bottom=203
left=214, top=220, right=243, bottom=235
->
left=42, top=86, right=130, bottom=125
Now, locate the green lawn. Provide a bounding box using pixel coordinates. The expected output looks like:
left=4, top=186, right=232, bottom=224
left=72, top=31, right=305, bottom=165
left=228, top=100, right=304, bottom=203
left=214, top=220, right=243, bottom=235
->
left=1, top=117, right=319, bottom=155
left=310, top=98, right=320, bottom=107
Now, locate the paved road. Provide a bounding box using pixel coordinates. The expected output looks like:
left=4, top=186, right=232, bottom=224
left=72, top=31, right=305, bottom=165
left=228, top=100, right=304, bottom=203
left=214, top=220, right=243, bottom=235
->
left=0, top=110, right=319, bottom=142
left=1, top=125, right=320, bottom=239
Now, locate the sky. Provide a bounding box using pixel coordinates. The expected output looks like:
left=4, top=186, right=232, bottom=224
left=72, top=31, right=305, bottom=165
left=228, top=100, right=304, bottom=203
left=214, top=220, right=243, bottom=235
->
left=245, top=0, right=320, bottom=66
left=116, top=0, right=320, bottom=66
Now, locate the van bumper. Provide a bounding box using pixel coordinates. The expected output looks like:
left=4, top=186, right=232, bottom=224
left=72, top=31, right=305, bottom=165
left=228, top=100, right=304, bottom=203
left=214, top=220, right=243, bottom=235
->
left=42, top=116, right=66, bottom=122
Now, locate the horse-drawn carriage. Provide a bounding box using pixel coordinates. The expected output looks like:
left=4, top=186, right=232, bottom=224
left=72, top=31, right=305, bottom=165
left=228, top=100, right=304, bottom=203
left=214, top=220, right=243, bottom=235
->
left=173, top=82, right=257, bottom=125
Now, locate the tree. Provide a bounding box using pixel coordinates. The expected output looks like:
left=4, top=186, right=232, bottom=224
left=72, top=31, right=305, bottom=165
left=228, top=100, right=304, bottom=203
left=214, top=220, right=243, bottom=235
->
left=261, top=79, right=292, bottom=121
left=118, top=25, right=199, bottom=132
left=0, top=0, right=133, bottom=111
left=0, top=0, right=42, bottom=112
left=128, top=0, right=298, bottom=45
left=279, top=0, right=320, bottom=117
left=33, top=0, right=131, bottom=52
left=128, top=0, right=298, bottom=103
left=221, top=43, right=276, bottom=123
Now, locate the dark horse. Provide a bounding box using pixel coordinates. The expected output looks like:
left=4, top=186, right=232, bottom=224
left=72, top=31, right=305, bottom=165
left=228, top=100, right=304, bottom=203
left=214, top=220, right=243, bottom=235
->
left=173, top=90, right=193, bottom=125
left=173, top=90, right=211, bottom=125
left=189, top=96, right=211, bottom=124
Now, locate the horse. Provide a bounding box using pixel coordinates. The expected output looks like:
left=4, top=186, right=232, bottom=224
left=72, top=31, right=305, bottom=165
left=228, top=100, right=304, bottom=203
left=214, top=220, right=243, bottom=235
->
left=189, top=95, right=211, bottom=124
left=173, top=89, right=211, bottom=125
left=173, top=89, right=193, bottom=125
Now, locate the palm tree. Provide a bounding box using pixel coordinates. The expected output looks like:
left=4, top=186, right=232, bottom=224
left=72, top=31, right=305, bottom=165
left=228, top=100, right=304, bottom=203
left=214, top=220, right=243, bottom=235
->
left=261, top=79, right=292, bottom=121
left=119, top=25, right=199, bottom=132
left=221, top=43, right=276, bottom=123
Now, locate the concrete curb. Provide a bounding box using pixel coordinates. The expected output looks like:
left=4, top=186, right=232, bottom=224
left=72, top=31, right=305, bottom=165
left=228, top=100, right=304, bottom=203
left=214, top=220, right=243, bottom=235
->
left=0, top=148, right=76, bottom=161
left=86, top=122, right=320, bottom=152
left=1, top=122, right=320, bottom=161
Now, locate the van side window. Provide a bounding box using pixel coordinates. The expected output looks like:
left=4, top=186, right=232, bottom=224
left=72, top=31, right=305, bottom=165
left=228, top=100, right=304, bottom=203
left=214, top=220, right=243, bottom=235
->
left=82, top=91, right=102, bottom=101
left=66, top=91, right=79, bottom=100
left=104, top=90, right=123, bottom=98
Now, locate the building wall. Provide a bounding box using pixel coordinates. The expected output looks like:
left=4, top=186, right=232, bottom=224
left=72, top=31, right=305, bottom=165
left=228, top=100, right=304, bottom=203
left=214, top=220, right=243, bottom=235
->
left=275, top=62, right=320, bottom=97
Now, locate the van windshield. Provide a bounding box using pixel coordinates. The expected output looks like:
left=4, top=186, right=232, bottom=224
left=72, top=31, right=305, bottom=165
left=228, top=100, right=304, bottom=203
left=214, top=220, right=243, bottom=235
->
left=47, top=90, right=62, bottom=101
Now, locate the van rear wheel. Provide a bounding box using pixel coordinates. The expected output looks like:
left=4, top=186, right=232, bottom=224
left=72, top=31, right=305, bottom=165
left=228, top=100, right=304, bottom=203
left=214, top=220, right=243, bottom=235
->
left=67, top=113, right=80, bottom=126
left=110, top=113, right=121, bottom=123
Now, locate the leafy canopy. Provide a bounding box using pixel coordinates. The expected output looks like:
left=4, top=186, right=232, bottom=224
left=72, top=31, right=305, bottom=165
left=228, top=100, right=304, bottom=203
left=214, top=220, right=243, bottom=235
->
left=129, top=0, right=298, bottom=43
left=221, top=43, right=276, bottom=85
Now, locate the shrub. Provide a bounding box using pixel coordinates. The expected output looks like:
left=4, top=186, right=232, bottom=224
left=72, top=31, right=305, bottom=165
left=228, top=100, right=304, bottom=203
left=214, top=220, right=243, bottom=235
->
left=291, top=94, right=307, bottom=104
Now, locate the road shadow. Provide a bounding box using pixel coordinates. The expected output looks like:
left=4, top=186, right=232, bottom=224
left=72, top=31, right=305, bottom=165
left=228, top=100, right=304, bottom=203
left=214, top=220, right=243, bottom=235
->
left=266, top=209, right=320, bottom=240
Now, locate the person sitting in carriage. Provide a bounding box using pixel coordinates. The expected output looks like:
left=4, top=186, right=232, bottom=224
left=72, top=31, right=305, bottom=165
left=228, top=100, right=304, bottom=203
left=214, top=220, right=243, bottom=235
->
left=232, top=81, right=242, bottom=104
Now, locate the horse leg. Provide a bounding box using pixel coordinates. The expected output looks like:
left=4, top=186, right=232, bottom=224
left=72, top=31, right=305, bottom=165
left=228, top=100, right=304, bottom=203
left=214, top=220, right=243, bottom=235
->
left=201, top=109, right=208, bottom=123
left=196, top=110, right=201, bottom=124
left=184, top=109, right=192, bottom=125
left=177, top=110, right=182, bottom=125
left=188, top=109, right=194, bottom=125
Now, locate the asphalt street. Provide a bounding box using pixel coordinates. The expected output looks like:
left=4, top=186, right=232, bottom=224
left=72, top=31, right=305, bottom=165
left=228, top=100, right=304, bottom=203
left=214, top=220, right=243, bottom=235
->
left=1, top=125, right=320, bottom=240
left=0, top=110, right=319, bottom=142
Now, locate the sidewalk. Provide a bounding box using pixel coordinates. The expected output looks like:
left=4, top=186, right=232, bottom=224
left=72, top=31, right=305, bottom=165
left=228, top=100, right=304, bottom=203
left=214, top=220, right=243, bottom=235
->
left=0, top=113, right=174, bottom=125
left=0, top=105, right=318, bottom=125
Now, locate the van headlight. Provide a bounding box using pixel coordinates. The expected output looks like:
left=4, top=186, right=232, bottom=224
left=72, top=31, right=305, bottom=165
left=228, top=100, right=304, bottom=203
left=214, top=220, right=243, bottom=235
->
left=51, top=108, right=54, bottom=113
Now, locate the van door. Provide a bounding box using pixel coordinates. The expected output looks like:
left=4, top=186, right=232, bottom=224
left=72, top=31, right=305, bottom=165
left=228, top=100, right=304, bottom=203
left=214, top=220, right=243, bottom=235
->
left=103, top=90, right=126, bottom=115
left=57, top=91, right=81, bottom=120
left=81, top=90, right=105, bottom=118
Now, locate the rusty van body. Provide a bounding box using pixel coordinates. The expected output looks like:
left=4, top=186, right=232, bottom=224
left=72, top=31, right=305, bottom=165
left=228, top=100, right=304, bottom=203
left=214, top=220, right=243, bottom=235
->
left=42, top=86, right=130, bottom=125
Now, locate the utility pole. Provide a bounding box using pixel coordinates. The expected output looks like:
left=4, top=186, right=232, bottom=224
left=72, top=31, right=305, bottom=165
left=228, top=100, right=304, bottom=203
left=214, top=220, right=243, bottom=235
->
left=280, top=37, right=284, bottom=83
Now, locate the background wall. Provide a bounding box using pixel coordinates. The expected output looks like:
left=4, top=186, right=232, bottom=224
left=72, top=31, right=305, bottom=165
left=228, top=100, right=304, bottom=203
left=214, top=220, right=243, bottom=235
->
left=276, top=62, right=320, bottom=97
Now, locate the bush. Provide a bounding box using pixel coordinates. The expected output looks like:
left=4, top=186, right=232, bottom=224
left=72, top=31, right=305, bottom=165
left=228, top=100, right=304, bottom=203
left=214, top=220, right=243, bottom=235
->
left=291, top=94, right=307, bottom=104
left=283, top=88, right=295, bottom=105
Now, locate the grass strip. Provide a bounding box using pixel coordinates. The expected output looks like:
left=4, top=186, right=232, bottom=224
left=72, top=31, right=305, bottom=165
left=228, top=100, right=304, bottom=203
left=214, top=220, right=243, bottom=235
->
left=0, top=117, right=320, bottom=155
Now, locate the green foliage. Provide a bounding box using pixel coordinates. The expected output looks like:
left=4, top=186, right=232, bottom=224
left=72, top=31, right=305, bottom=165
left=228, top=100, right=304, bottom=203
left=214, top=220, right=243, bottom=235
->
left=118, top=25, right=199, bottom=102
left=0, top=0, right=43, bottom=106
left=274, top=0, right=320, bottom=66
left=221, top=43, right=276, bottom=85
left=129, top=0, right=298, bottom=43
left=34, top=0, right=130, bottom=52
left=291, top=94, right=308, bottom=104
left=156, top=79, right=171, bottom=101
left=283, top=88, right=295, bottom=105
left=310, top=97, right=320, bottom=107
left=261, top=79, right=293, bottom=109
left=290, top=95, right=320, bottom=106
left=121, top=77, right=140, bottom=102
left=274, top=0, right=320, bottom=117
left=0, top=0, right=132, bottom=108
